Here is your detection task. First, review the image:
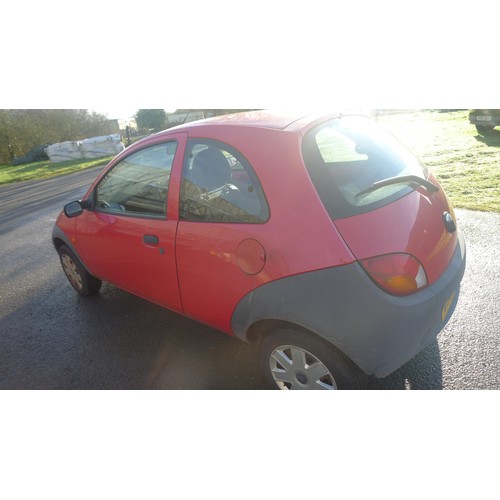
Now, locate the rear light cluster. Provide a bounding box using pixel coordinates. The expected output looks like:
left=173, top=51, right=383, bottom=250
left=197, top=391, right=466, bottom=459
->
left=360, top=253, right=428, bottom=296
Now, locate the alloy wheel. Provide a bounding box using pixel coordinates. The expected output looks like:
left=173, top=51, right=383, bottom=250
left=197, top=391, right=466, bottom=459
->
left=269, top=344, right=337, bottom=390
left=61, top=253, right=83, bottom=291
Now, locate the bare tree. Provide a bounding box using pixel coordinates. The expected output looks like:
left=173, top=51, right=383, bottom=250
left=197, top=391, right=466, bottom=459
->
left=0, top=109, right=113, bottom=163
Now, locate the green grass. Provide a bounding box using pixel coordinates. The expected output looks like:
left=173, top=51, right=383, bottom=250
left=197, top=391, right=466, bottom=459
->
left=0, top=156, right=113, bottom=185
left=376, top=110, right=500, bottom=212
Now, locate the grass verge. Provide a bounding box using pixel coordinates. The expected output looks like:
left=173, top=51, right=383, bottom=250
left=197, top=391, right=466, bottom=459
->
left=0, top=156, right=113, bottom=185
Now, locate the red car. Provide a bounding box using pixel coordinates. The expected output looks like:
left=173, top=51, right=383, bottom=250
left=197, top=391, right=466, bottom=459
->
left=53, top=110, right=466, bottom=389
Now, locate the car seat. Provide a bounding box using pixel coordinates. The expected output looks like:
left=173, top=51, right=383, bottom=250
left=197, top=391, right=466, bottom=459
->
left=191, top=147, right=233, bottom=192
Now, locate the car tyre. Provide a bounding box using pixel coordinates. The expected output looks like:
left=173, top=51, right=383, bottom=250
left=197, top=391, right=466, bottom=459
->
left=58, top=244, right=102, bottom=297
left=259, top=328, right=366, bottom=390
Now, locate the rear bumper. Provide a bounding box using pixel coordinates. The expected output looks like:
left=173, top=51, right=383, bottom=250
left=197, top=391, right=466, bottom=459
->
left=231, top=230, right=466, bottom=378
left=469, top=116, right=500, bottom=126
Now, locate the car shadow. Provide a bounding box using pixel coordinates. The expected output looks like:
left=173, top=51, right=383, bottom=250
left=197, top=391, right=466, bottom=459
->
left=79, top=288, right=444, bottom=390
left=366, top=340, right=443, bottom=390
left=0, top=273, right=442, bottom=390
left=474, top=129, right=500, bottom=147
left=0, top=278, right=269, bottom=390
left=69, top=286, right=270, bottom=389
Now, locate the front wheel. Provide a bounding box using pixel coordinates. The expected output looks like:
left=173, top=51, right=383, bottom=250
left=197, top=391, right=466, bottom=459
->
left=259, top=328, right=365, bottom=390
left=58, top=245, right=102, bottom=296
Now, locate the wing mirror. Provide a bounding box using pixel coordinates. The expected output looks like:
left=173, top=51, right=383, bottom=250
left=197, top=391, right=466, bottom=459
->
left=64, top=200, right=89, bottom=218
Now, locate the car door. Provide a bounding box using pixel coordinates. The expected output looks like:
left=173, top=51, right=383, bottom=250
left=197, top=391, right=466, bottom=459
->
left=76, top=134, right=187, bottom=311
left=175, top=138, right=271, bottom=333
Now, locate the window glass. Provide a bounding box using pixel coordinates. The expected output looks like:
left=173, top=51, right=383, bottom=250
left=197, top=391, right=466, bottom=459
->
left=179, top=139, right=269, bottom=223
left=302, top=116, right=428, bottom=219
left=96, top=142, right=177, bottom=217
left=316, top=127, right=368, bottom=163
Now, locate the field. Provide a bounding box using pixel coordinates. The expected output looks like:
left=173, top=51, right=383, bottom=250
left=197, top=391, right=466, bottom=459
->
left=376, top=110, right=500, bottom=212
left=1, top=110, right=498, bottom=212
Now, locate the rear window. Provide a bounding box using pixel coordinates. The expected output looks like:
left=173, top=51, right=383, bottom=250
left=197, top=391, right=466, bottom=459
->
left=302, top=115, right=428, bottom=219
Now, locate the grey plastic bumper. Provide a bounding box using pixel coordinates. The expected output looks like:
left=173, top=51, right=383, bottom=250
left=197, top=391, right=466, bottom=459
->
left=231, top=230, right=466, bottom=378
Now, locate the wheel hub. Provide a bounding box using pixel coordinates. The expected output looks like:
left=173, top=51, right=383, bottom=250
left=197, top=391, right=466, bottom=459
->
left=61, top=254, right=83, bottom=290
left=269, top=344, right=337, bottom=390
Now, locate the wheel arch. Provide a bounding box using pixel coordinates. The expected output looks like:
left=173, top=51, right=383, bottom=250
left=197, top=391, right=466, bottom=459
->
left=244, top=318, right=360, bottom=368
left=52, top=236, right=66, bottom=251
left=245, top=319, right=313, bottom=345
left=52, top=224, right=74, bottom=252
left=255, top=319, right=367, bottom=389
left=52, top=226, right=97, bottom=279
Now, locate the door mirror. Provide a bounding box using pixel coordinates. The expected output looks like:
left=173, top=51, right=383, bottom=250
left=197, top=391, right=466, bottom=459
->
left=64, top=200, right=85, bottom=218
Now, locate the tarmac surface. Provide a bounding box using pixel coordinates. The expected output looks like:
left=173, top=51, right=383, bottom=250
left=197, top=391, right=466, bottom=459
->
left=1, top=167, right=499, bottom=389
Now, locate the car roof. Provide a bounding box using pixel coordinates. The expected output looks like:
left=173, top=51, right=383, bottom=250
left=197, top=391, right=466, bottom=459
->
left=165, top=109, right=346, bottom=133
left=129, top=110, right=367, bottom=153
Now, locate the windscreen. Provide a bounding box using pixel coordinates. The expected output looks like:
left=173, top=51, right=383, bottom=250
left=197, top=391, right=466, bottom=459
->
left=302, top=115, right=428, bottom=219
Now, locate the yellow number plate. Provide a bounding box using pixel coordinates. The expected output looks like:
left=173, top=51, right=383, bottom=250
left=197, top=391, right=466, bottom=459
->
left=441, top=291, right=456, bottom=323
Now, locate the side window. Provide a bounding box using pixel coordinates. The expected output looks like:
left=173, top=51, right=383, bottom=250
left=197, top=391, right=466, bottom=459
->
left=179, top=139, right=269, bottom=223
left=95, top=142, right=177, bottom=218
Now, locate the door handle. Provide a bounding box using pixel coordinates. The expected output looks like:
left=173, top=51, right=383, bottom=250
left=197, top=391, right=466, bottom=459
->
left=143, top=234, right=159, bottom=246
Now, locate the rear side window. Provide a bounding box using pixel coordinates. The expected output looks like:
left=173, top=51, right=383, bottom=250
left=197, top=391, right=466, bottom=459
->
left=302, top=116, right=428, bottom=219
left=179, top=139, right=269, bottom=223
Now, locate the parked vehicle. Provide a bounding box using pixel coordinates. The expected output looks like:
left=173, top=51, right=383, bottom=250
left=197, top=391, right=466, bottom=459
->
left=53, top=110, right=466, bottom=389
left=469, top=109, right=500, bottom=134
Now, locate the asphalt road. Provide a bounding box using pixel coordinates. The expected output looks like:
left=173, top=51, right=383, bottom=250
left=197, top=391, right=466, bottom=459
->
left=1, top=168, right=499, bottom=389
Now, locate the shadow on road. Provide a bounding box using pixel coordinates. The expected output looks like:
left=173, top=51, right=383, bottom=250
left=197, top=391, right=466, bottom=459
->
left=0, top=272, right=442, bottom=390
left=1, top=272, right=443, bottom=390
left=0, top=279, right=267, bottom=390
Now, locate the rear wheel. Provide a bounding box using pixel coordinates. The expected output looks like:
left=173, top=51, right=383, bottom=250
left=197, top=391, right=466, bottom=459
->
left=259, top=328, right=365, bottom=390
left=58, top=245, right=102, bottom=296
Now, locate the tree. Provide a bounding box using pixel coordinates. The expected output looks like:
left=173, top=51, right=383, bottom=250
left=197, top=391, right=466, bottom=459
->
left=134, top=109, right=167, bottom=132
left=0, top=109, right=112, bottom=164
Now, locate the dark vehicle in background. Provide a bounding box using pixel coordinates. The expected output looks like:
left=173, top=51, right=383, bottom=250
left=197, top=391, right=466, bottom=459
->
left=469, top=109, right=500, bottom=134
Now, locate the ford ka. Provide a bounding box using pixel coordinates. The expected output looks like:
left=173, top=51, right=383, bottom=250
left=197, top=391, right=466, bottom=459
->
left=53, top=110, right=466, bottom=389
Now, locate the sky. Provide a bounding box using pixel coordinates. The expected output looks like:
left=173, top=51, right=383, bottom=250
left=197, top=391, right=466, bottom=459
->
left=1, top=5, right=497, bottom=113
left=95, top=108, right=138, bottom=121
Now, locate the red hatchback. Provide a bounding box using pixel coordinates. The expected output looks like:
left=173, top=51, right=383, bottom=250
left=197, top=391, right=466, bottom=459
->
left=53, top=110, right=466, bottom=389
